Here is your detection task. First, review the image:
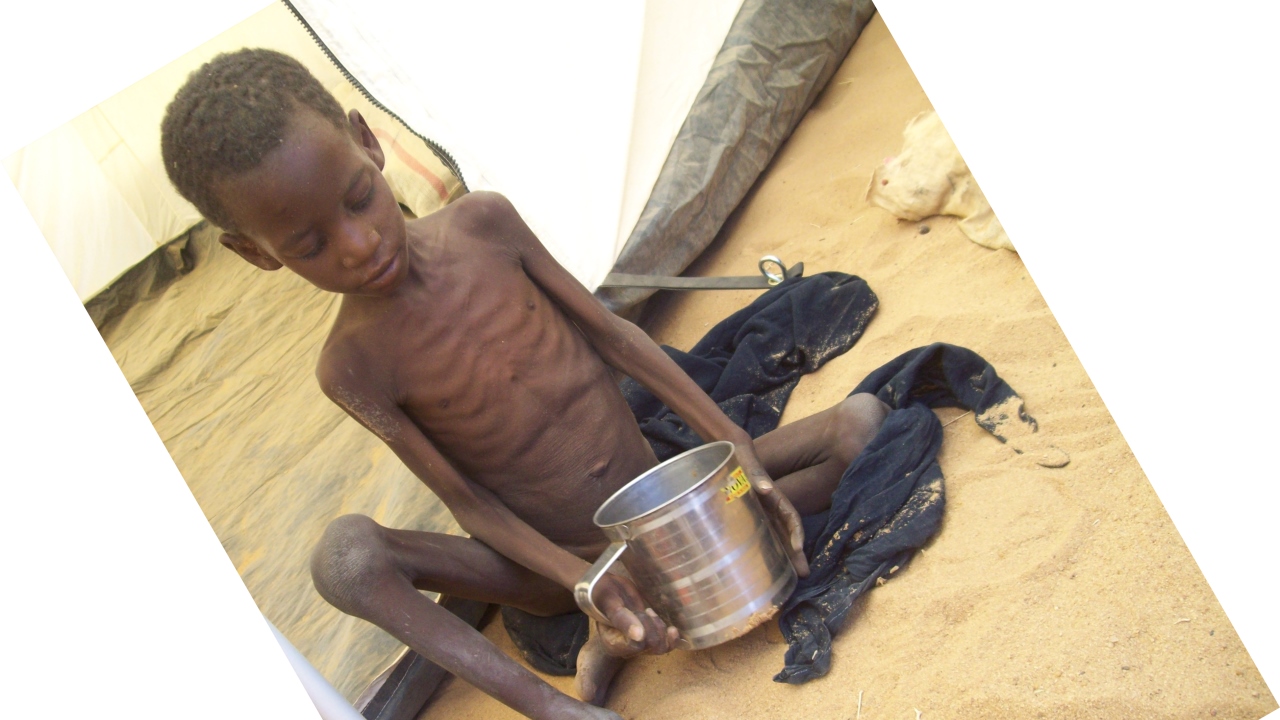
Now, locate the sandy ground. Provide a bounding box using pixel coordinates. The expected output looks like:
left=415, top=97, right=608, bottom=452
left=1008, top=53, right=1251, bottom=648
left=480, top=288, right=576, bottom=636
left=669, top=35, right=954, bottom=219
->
left=419, top=15, right=1276, bottom=720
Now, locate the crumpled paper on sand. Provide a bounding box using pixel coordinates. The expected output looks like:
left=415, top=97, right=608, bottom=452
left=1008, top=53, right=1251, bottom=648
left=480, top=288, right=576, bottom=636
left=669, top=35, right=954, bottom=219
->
left=866, top=110, right=1014, bottom=251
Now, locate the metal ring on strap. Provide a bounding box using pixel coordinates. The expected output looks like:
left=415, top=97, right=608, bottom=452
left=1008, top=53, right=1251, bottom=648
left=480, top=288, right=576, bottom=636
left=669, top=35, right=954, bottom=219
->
left=758, top=255, right=787, bottom=285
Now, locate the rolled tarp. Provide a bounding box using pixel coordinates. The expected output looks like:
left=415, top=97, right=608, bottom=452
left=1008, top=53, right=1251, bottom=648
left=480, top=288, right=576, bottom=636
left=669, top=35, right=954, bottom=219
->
left=597, top=0, right=877, bottom=316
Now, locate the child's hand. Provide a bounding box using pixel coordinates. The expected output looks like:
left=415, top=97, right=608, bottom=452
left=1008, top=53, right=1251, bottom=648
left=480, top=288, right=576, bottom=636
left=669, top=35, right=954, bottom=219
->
left=590, top=573, right=681, bottom=657
left=736, top=443, right=810, bottom=578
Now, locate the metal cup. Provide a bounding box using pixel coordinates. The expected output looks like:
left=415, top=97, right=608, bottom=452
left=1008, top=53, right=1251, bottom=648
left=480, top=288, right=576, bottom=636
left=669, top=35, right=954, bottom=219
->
left=573, top=441, right=797, bottom=650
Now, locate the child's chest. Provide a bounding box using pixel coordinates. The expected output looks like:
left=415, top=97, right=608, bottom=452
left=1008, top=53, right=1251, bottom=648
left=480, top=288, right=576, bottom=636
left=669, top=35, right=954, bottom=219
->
left=387, top=260, right=609, bottom=449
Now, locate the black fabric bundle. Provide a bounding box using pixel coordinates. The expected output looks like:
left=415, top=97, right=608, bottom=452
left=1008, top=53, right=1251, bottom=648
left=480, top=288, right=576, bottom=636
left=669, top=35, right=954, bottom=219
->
left=774, top=341, right=1034, bottom=683
left=622, top=271, right=880, bottom=461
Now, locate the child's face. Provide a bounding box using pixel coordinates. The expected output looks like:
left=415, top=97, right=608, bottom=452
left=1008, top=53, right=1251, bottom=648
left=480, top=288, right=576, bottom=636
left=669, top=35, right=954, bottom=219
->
left=215, top=109, right=409, bottom=296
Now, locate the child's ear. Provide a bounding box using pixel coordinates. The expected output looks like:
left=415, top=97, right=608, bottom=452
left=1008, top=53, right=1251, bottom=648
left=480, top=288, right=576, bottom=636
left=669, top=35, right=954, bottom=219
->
left=348, top=109, right=386, bottom=170
left=219, top=232, right=283, bottom=271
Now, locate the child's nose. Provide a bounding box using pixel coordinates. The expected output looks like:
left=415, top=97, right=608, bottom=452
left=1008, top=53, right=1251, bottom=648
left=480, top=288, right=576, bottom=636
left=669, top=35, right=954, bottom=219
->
left=340, top=225, right=381, bottom=269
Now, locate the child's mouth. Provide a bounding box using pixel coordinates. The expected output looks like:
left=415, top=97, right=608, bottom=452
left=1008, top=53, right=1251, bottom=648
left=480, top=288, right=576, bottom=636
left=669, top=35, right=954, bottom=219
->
left=362, top=252, right=400, bottom=291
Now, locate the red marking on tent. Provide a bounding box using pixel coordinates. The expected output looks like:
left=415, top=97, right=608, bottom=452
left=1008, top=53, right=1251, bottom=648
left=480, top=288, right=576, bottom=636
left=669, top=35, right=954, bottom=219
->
left=372, top=128, right=448, bottom=200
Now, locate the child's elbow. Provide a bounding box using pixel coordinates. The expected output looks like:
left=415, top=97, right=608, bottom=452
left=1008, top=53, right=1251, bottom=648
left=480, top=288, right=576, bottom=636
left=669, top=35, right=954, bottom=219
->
left=438, top=492, right=487, bottom=538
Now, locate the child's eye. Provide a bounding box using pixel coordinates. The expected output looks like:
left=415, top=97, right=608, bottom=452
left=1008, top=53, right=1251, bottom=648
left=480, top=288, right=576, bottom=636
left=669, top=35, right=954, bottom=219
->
left=301, top=237, right=326, bottom=259
left=352, top=185, right=375, bottom=212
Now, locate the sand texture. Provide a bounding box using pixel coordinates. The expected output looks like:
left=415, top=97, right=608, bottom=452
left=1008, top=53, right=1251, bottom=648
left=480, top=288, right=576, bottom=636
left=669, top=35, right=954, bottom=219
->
left=418, top=15, right=1276, bottom=720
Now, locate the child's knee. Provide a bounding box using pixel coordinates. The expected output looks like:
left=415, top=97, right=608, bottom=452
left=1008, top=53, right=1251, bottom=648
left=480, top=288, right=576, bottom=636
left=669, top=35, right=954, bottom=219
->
left=310, top=513, right=394, bottom=618
left=831, top=393, right=890, bottom=464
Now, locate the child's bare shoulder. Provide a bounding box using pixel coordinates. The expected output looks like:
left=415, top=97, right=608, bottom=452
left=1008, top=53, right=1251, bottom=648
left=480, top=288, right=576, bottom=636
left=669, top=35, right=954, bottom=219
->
left=313, top=192, right=527, bottom=402
left=448, top=189, right=519, bottom=219
left=440, top=191, right=528, bottom=247
left=313, top=299, right=394, bottom=404
left=315, top=328, right=377, bottom=402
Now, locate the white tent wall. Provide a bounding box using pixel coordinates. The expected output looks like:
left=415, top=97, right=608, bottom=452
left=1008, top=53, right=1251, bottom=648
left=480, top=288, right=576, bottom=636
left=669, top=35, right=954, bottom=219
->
left=287, top=0, right=643, bottom=291
left=4, top=123, right=161, bottom=300
left=287, top=0, right=744, bottom=290
left=618, top=0, right=746, bottom=256
left=2, top=2, right=345, bottom=302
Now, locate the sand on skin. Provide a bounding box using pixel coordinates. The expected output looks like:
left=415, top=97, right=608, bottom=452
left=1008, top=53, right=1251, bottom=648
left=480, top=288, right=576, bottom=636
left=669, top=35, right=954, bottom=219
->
left=419, top=15, right=1277, bottom=720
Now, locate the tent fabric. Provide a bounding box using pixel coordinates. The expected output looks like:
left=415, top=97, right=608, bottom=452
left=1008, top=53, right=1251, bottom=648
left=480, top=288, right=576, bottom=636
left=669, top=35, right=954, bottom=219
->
left=4, top=2, right=464, bottom=302
left=85, top=227, right=200, bottom=331
left=4, top=120, right=176, bottom=302
left=597, top=0, right=877, bottom=316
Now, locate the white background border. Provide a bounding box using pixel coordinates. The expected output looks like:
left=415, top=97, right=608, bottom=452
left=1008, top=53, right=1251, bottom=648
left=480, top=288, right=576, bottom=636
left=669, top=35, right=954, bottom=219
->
left=1, top=0, right=1274, bottom=715
left=1, top=2, right=320, bottom=717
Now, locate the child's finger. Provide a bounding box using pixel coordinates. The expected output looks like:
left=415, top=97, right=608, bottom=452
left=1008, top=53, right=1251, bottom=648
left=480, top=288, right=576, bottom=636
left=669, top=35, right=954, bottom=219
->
left=607, top=605, right=646, bottom=644
left=637, top=608, right=669, bottom=653
left=643, top=608, right=667, bottom=650
left=788, top=538, right=810, bottom=577
left=777, top=501, right=809, bottom=576
left=594, top=621, right=643, bottom=658
left=643, top=608, right=678, bottom=655
left=772, top=511, right=809, bottom=577
left=757, top=479, right=810, bottom=577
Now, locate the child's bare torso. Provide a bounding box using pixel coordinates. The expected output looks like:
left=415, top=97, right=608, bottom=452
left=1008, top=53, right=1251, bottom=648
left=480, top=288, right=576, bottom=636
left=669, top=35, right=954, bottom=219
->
left=318, top=197, right=658, bottom=557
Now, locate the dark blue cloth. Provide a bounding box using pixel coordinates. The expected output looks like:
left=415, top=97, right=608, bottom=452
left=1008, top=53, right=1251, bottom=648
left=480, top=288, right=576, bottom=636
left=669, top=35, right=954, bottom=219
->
left=774, top=341, right=1032, bottom=684
left=623, top=271, right=880, bottom=458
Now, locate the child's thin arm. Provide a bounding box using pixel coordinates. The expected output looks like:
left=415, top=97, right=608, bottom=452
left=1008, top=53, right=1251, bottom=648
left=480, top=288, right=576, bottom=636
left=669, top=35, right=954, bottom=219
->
left=478, top=192, right=810, bottom=577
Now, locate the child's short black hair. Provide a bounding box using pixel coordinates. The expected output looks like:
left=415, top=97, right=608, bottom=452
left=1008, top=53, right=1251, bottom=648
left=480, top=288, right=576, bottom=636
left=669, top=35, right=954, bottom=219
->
left=161, top=48, right=347, bottom=232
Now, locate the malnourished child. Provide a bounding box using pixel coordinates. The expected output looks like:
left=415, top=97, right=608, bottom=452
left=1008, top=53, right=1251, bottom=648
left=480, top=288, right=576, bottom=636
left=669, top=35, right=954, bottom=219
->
left=161, top=48, right=888, bottom=719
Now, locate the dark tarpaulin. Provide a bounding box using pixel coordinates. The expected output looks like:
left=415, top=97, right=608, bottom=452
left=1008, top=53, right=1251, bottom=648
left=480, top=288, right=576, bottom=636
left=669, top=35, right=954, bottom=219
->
left=84, top=229, right=201, bottom=332
left=596, top=0, right=877, bottom=316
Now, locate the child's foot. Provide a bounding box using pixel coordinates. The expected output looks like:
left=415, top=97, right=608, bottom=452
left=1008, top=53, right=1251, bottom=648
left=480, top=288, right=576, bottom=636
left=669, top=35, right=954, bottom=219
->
left=536, top=689, right=624, bottom=720
left=574, top=631, right=627, bottom=706
left=550, top=694, right=624, bottom=720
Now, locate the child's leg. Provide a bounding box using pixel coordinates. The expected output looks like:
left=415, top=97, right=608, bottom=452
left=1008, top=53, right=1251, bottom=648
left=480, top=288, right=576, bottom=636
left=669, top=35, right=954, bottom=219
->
left=753, top=393, right=890, bottom=515
left=310, top=514, right=620, bottom=720
left=579, top=394, right=889, bottom=706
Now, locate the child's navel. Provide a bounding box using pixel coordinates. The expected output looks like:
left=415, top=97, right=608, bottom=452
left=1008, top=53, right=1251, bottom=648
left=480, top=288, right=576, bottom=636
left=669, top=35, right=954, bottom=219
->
left=438, top=398, right=450, bottom=409
left=526, top=300, right=536, bottom=310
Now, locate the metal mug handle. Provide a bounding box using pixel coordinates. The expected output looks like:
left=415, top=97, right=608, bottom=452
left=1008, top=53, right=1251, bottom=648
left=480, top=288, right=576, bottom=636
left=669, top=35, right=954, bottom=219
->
left=573, top=541, right=628, bottom=624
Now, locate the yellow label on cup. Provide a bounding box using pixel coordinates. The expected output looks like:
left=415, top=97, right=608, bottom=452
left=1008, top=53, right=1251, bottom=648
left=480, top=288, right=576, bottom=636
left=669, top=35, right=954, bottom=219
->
left=723, top=467, right=751, bottom=502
